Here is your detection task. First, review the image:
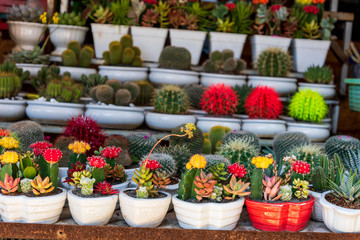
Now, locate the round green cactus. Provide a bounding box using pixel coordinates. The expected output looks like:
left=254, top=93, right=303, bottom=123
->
left=170, top=123, right=204, bottom=155
left=8, top=120, right=44, bottom=151
left=158, top=46, right=191, bottom=70
left=122, top=82, right=140, bottom=102
left=273, top=132, right=310, bottom=163
left=202, top=49, right=246, bottom=74
left=141, top=153, right=177, bottom=177
left=183, top=84, right=206, bottom=109
left=127, top=133, right=158, bottom=163
left=325, top=135, right=360, bottom=160
left=0, top=61, right=28, bottom=99
left=155, top=144, right=192, bottom=176
left=115, top=89, right=132, bottom=106
left=154, top=85, right=190, bottom=114
left=105, top=79, right=122, bottom=93
left=256, top=48, right=292, bottom=77
left=222, top=130, right=260, bottom=154
left=95, top=85, right=114, bottom=104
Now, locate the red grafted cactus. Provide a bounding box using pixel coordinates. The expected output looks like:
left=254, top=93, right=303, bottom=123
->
left=200, top=83, right=238, bottom=116
left=245, top=86, right=283, bottom=119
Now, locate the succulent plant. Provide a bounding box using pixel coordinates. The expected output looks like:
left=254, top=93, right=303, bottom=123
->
left=80, top=177, right=95, bottom=196
left=194, top=171, right=216, bottom=201
left=104, top=164, right=126, bottom=183
left=158, top=46, right=191, bottom=70
left=134, top=81, right=155, bottom=106
left=280, top=184, right=292, bottom=201
left=170, top=123, right=204, bottom=155
left=152, top=171, right=171, bottom=189
left=223, top=175, right=250, bottom=200
left=0, top=61, right=29, bottom=99
left=0, top=173, right=20, bottom=194
left=58, top=11, right=86, bottom=26
left=62, top=41, right=95, bottom=68
left=127, top=133, right=157, bottom=163
left=263, top=175, right=282, bottom=201
left=222, top=130, right=261, bottom=154
left=328, top=167, right=360, bottom=203
left=132, top=165, right=157, bottom=198
left=141, top=153, right=176, bottom=177
left=341, top=148, right=360, bottom=173
left=233, top=84, right=253, bottom=114
left=8, top=46, right=50, bottom=65
left=203, top=154, right=230, bottom=176
left=31, top=175, right=55, bottom=195
left=183, top=84, right=206, bottom=109
left=209, top=160, right=229, bottom=186
left=202, top=49, right=247, bottom=74
left=256, top=48, right=292, bottom=77
left=154, top=85, right=190, bottom=114
left=8, top=5, right=43, bottom=22
left=31, top=66, right=60, bottom=95
left=8, top=120, right=44, bottom=152
left=303, top=65, right=334, bottom=84
left=20, top=178, right=32, bottom=193
left=44, top=75, right=83, bottom=103
left=293, top=178, right=309, bottom=199
left=325, top=135, right=360, bottom=163
left=273, top=132, right=310, bottom=163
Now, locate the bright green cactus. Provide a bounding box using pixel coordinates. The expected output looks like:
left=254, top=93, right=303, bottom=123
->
left=158, top=46, right=191, bottom=70
left=208, top=126, right=231, bottom=153
left=154, top=85, right=190, bottom=114
left=325, top=135, right=360, bottom=162
left=250, top=168, right=263, bottom=200
left=44, top=75, right=83, bottom=103
left=62, top=41, right=95, bottom=68
left=273, top=132, right=310, bottom=163
left=202, top=138, right=212, bottom=154
left=183, top=84, right=206, bottom=109
left=141, top=153, right=177, bottom=177
left=127, top=133, right=158, bottom=163
left=178, top=167, right=202, bottom=201
left=222, top=130, right=260, bottom=154
left=0, top=61, right=29, bottom=99
left=256, top=48, right=292, bottom=77
left=170, top=123, right=204, bottom=155
left=134, top=81, right=155, bottom=106
left=202, top=50, right=247, bottom=74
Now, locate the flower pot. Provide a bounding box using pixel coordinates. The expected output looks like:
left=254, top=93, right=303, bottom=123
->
left=119, top=188, right=171, bottom=228
left=169, top=29, right=207, bottom=65
left=0, top=188, right=67, bottom=223
left=209, top=32, right=247, bottom=59
left=344, top=79, right=360, bottom=112
left=26, top=100, right=84, bottom=125
left=291, top=39, right=331, bottom=73
left=245, top=196, right=315, bottom=232
left=91, top=23, right=129, bottom=59
left=62, top=176, right=129, bottom=192
left=48, top=24, right=89, bottom=56
left=59, top=66, right=97, bottom=81
left=298, top=83, right=336, bottom=99
left=200, top=73, right=246, bottom=87
left=196, top=117, right=241, bottom=133
left=68, top=189, right=118, bottom=225
left=172, top=194, right=245, bottom=230
left=247, top=75, right=297, bottom=96
left=145, top=112, right=196, bottom=131
left=149, top=68, right=199, bottom=86
left=287, top=122, right=330, bottom=142
left=308, top=190, right=330, bottom=222
left=15, top=63, right=47, bottom=77
left=8, top=21, right=46, bottom=51
left=250, top=35, right=292, bottom=63
left=0, top=99, right=26, bottom=121
left=242, top=119, right=286, bottom=138
left=125, top=168, right=136, bottom=181
left=85, top=104, right=144, bottom=130
left=98, top=66, right=148, bottom=82
left=131, top=26, right=168, bottom=62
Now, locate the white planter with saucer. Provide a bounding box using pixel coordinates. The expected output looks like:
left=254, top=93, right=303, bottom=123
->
left=149, top=68, right=199, bottom=86
left=242, top=119, right=286, bottom=138
left=196, top=117, right=241, bottom=132
left=298, top=83, right=336, bottom=99
left=98, top=66, right=148, bottom=82
left=247, top=75, right=297, bottom=96
left=209, top=32, right=247, bottom=58
left=200, top=73, right=246, bottom=87
left=145, top=112, right=196, bottom=131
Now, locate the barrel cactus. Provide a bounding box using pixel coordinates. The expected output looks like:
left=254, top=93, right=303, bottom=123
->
left=273, top=132, right=310, bottom=163
left=62, top=41, right=95, bottom=68
left=183, top=84, right=206, bottom=109
left=0, top=61, right=29, bottom=99
left=134, top=81, right=155, bottom=106
left=325, top=135, right=360, bottom=161
left=8, top=120, right=44, bottom=151
left=222, top=130, right=260, bottom=154
left=170, top=123, right=204, bottom=155
left=158, top=46, right=191, bottom=70
left=202, top=49, right=247, bottom=74
left=155, top=144, right=192, bottom=176
left=127, top=133, right=157, bottom=163
left=256, top=48, right=292, bottom=77
left=207, top=126, right=232, bottom=154
left=141, top=153, right=177, bottom=177
left=154, top=85, right=190, bottom=114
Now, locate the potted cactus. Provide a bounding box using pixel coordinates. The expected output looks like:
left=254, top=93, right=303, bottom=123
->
left=98, top=34, right=148, bottom=82
left=248, top=48, right=297, bottom=96
left=200, top=49, right=247, bottom=87
left=48, top=11, right=89, bottom=56
left=7, top=4, right=46, bottom=51
left=242, top=86, right=286, bottom=138
left=298, top=65, right=335, bottom=99
left=149, top=46, right=199, bottom=86
left=287, top=89, right=329, bottom=141
left=145, top=85, right=196, bottom=131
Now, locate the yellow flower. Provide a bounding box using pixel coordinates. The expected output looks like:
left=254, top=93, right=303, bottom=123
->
left=1, top=151, right=19, bottom=164
left=296, top=0, right=312, bottom=4
left=181, top=123, right=196, bottom=139
left=0, top=137, right=19, bottom=149
left=251, top=156, right=274, bottom=169
left=186, top=154, right=207, bottom=170
left=52, top=12, right=59, bottom=24
left=68, top=141, right=91, bottom=154
left=39, top=12, right=47, bottom=24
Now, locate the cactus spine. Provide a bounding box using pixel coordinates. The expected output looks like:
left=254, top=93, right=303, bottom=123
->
left=183, top=84, right=206, bottom=109
left=158, top=46, right=191, bottom=70
left=273, top=132, right=310, bottom=163
left=250, top=168, right=263, bottom=200
left=154, top=85, right=190, bottom=114
left=256, top=48, right=292, bottom=77
left=127, top=133, right=158, bottom=163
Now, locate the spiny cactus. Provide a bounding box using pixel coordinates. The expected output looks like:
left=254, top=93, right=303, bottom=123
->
left=250, top=168, right=264, bottom=200
left=8, top=5, right=43, bottom=22
left=325, top=135, right=360, bottom=162
left=31, top=66, right=60, bottom=95
left=154, top=85, right=190, bottom=114
left=45, top=75, right=83, bottom=103
left=203, top=155, right=230, bottom=175
left=170, top=123, right=204, bottom=155
left=341, top=148, right=360, bottom=173
left=0, top=61, right=29, bottom=99
left=8, top=120, right=44, bottom=152
left=122, top=82, right=140, bottom=102
left=158, top=46, right=191, bottom=70
left=155, top=144, right=192, bottom=176
left=8, top=46, right=50, bottom=65
left=304, top=65, right=334, bottom=84
left=183, top=84, right=206, bottom=109
left=127, top=133, right=157, bottom=163
left=81, top=74, right=108, bottom=93
left=206, top=125, right=232, bottom=154
left=273, top=132, right=310, bottom=163
left=58, top=11, right=86, bottom=26
left=104, top=135, right=132, bottom=167
left=95, top=85, right=114, bottom=104
left=54, top=135, right=77, bottom=167
left=141, top=153, right=177, bottom=177
left=222, top=130, right=261, bottom=154
left=256, top=48, right=292, bottom=77
left=62, top=41, right=94, bottom=68
left=234, top=84, right=253, bottom=114
left=115, top=89, right=132, bottom=106
left=134, top=81, right=155, bottom=106
left=202, top=49, right=247, bottom=74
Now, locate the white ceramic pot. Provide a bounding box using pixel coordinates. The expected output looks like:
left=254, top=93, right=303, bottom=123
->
left=0, top=99, right=26, bottom=121
left=48, top=24, right=89, bottom=56
left=91, top=23, right=129, bottom=59
left=209, top=32, right=247, bottom=59
left=26, top=100, right=84, bottom=125
left=250, top=35, right=292, bottom=63
left=292, top=39, right=331, bottom=73
left=149, top=68, right=199, bottom=86
left=131, top=26, right=168, bottom=62
left=309, top=190, right=329, bottom=222
left=85, top=104, right=144, bottom=130
left=59, top=167, right=68, bottom=188
left=98, top=66, right=148, bottom=82
left=247, top=75, right=297, bottom=96
left=242, top=119, right=286, bottom=138
left=119, top=188, right=171, bottom=228
left=287, top=122, right=330, bottom=142
left=200, top=73, right=246, bottom=87
left=298, top=83, right=336, bottom=99
left=172, top=194, right=245, bottom=230
left=145, top=112, right=196, bottom=131
left=125, top=168, right=136, bottom=181
left=59, top=66, right=97, bottom=81
left=169, top=29, right=207, bottom=65
left=196, top=117, right=241, bottom=133
left=320, top=192, right=360, bottom=233
left=0, top=188, right=66, bottom=223
left=68, top=189, right=118, bottom=225
left=15, top=63, right=47, bottom=77
left=8, top=21, right=46, bottom=51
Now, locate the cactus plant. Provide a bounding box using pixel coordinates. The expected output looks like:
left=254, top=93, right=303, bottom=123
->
left=81, top=73, right=108, bottom=92
left=44, top=75, right=83, bottom=103
left=62, top=41, right=95, bottom=68
left=256, top=48, right=292, bottom=77
left=134, top=81, right=155, bottom=106
left=206, top=125, right=231, bottom=154
left=158, top=46, right=191, bottom=70
left=203, top=155, right=230, bottom=175
left=127, top=133, right=157, bottom=163
left=222, top=130, right=261, bottom=154
left=202, top=50, right=247, bottom=74
left=103, top=135, right=132, bottom=167
left=273, top=132, right=310, bottom=163
left=234, top=84, right=253, bottom=114
left=341, top=148, right=360, bottom=173
left=289, top=89, right=328, bottom=123
left=57, top=11, right=86, bottom=26
left=8, top=5, right=43, bottom=22
left=325, top=135, right=360, bottom=162
left=8, top=120, right=44, bottom=151
left=303, top=65, right=334, bottom=84
left=122, top=82, right=140, bottom=102
left=31, top=66, right=60, bottom=95
left=141, top=153, right=176, bottom=177
left=8, top=46, right=50, bottom=65
left=0, top=61, right=29, bottom=99
left=183, top=84, right=206, bottom=109
left=155, top=144, right=192, bottom=176
left=170, top=123, right=204, bottom=155
left=154, top=85, right=190, bottom=114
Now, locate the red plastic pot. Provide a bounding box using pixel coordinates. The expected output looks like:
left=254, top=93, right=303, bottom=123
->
left=245, top=195, right=315, bottom=232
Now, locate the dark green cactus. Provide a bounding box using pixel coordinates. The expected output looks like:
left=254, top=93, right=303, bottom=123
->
left=154, top=85, right=190, bottom=114
left=202, top=50, right=247, bottom=74
left=134, top=81, right=155, bottom=106
left=79, top=47, right=95, bottom=68
left=250, top=168, right=264, bottom=200
left=0, top=61, right=29, bottom=99
left=155, top=144, right=192, bottom=176
left=8, top=120, right=44, bottom=152
left=122, top=82, right=140, bottom=102
left=222, top=130, right=260, bottom=154
left=108, top=42, right=123, bottom=65
left=105, top=79, right=122, bottom=93
left=233, top=84, right=253, bottom=114
left=178, top=168, right=202, bottom=200
left=62, top=41, right=94, bottom=68
left=67, top=41, right=81, bottom=56
left=81, top=73, right=108, bottom=92
left=341, top=148, right=360, bottom=173
left=158, top=46, right=191, bottom=70
left=115, top=89, right=132, bottom=106
left=256, top=48, right=292, bottom=77
left=273, top=132, right=310, bottom=163
left=31, top=66, right=60, bottom=94
left=141, top=153, right=177, bottom=177
left=127, top=133, right=158, bottom=163
left=183, top=84, right=206, bottom=109
left=325, top=135, right=360, bottom=162
left=170, top=123, right=204, bottom=155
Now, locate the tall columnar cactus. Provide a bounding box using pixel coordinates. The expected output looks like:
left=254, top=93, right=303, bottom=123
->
left=127, top=133, right=158, bottom=163
left=325, top=135, right=360, bottom=162
left=273, top=132, right=310, bottom=163
left=154, top=85, right=190, bottom=114
left=170, top=124, right=204, bottom=154
left=8, top=121, right=44, bottom=151
left=0, top=61, right=29, bottom=99
left=183, top=84, right=206, bottom=109
left=158, top=46, right=192, bottom=70
left=222, top=131, right=261, bottom=154
left=288, top=89, right=328, bottom=123
left=155, top=145, right=192, bottom=176
left=234, top=84, right=253, bottom=114
left=250, top=168, right=264, bottom=200
left=256, top=48, right=292, bottom=77
left=202, top=49, right=247, bottom=74
left=208, top=126, right=231, bottom=153
left=134, top=81, right=155, bottom=106
left=203, top=155, right=230, bottom=175
left=141, top=153, right=177, bottom=177
left=62, top=41, right=95, bottom=68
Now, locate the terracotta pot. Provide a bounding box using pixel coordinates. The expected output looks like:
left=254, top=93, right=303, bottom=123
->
left=245, top=196, right=314, bottom=232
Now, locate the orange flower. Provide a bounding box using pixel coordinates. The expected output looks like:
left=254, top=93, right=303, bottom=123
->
left=253, top=0, right=269, bottom=4
left=312, top=0, right=325, bottom=3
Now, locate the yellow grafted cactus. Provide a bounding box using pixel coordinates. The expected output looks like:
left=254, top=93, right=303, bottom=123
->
left=68, top=141, right=91, bottom=154
left=186, top=154, right=207, bottom=170
left=0, top=137, right=19, bottom=149
left=31, top=175, right=55, bottom=195
left=0, top=151, right=19, bottom=164
left=251, top=156, right=273, bottom=169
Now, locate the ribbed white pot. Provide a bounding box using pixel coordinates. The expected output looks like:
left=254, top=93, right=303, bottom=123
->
left=172, top=195, right=245, bottom=230
left=242, top=119, right=286, bottom=138
left=287, top=122, right=330, bottom=142
left=119, top=188, right=171, bottom=228
left=298, top=83, right=336, bottom=99
left=8, top=21, right=46, bottom=51
left=209, top=32, right=247, bottom=58
left=247, top=75, right=297, bottom=96
left=98, top=66, right=148, bottom=82
left=85, top=104, right=144, bottom=130
left=196, top=117, right=241, bottom=133
left=59, top=66, right=97, bottom=81
left=145, top=112, right=196, bottom=131
left=309, top=190, right=329, bottom=222
left=91, top=23, right=129, bottom=59
left=131, top=26, right=168, bottom=62
left=149, top=68, right=199, bottom=86
left=200, top=73, right=246, bottom=87
left=250, top=35, right=292, bottom=63
left=0, top=188, right=66, bottom=223
left=0, top=99, right=26, bottom=121
left=169, top=29, right=207, bottom=65
left=48, top=24, right=89, bottom=56
left=15, top=63, right=47, bottom=77
left=292, top=39, right=331, bottom=72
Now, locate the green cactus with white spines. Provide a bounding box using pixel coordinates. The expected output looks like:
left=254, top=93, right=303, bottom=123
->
left=341, top=148, right=360, bottom=173
left=183, top=84, right=206, bottom=109
left=62, top=41, right=95, bottom=68
left=134, top=81, right=155, bottom=106
left=141, top=153, right=176, bottom=177
left=202, top=49, right=247, bottom=74
left=256, top=48, right=292, bottom=77
left=158, top=46, right=191, bottom=70
left=155, top=145, right=192, bottom=176
left=80, top=177, right=95, bottom=196
left=127, top=133, right=158, bottom=163
left=222, top=130, right=261, bottom=154
left=0, top=61, right=29, bottom=99
left=154, top=85, right=190, bottom=114
left=203, top=155, right=230, bottom=175
left=325, top=135, right=360, bottom=162
left=170, top=123, right=204, bottom=155
left=280, top=184, right=292, bottom=201
left=273, top=132, right=310, bottom=163
left=20, top=178, right=32, bottom=193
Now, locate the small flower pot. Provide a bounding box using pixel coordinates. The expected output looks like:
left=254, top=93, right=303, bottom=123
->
left=196, top=116, right=241, bottom=133
left=245, top=196, right=315, bottom=232
left=0, top=99, right=26, bottom=121
left=308, top=190, right=330, bottom=222
left=200, top=73, right=246, bottom=87
left=145, top=112, right=196, bottom=131
left=15, top=63, right=47, bottom=77
left=149, top=68, right=199, bottom=86
left=247, top=75, right=297, bottom=96
left=59, top=66, right=97, bottom=81
left=287, top=122, right=330, bottom=142
left=298, top=83, right=336, bottom=99
left=242, top=119, right=286, bottom=138
left=98, top=65, right=148, bottom=82
left=172, top=194, right=245, bottom=230
left=209, top=32, right=247, bottom=59
left=250, top=35, right=292, bottom=63
left=8, top=21, right=46, bottom=51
